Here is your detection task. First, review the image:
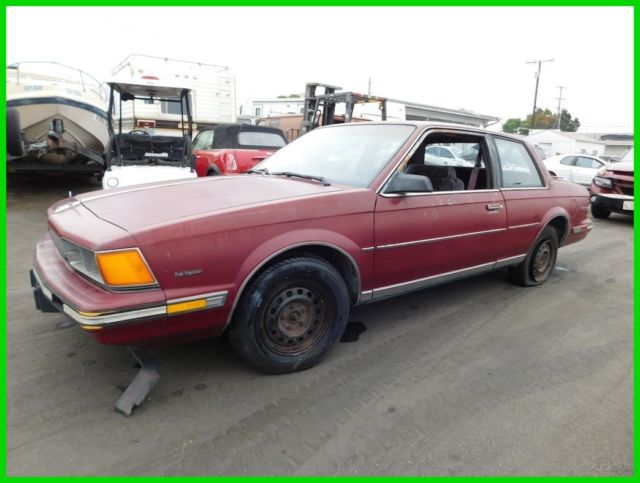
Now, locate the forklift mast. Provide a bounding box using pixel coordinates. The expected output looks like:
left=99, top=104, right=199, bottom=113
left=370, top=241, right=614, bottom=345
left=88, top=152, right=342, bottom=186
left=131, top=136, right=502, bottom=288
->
left=301, top=82, right=388, bottom=135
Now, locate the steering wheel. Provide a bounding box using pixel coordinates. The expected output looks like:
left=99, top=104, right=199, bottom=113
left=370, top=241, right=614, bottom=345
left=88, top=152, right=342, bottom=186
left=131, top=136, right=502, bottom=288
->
left=128, top=130, right=151, bottom=136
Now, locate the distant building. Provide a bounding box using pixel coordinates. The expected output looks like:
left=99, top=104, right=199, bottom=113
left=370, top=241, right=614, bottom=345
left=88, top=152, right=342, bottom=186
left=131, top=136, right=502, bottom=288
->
left=245, top=98, right=304, bottom=118
left=243, top=96, right=499, bottom=129
left=525, top=130, right=607, bottom=159
left=578, top=133, right=633, bottom=161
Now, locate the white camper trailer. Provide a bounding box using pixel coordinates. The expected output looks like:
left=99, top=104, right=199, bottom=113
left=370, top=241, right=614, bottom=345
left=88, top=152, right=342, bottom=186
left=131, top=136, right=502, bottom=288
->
left=111, top=54, right=236, bottom=136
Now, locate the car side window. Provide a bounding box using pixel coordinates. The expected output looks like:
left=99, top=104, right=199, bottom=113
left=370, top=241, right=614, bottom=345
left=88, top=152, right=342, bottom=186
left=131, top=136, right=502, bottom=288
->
left=560, top=156, right=576, bottom=166
left=192, top=130, right=213, bottom=151
left=400, top=134, right=489, bottom=192
left=575, top=156, right=600, bottom=169
left=495, top=138, right=544, bottom=188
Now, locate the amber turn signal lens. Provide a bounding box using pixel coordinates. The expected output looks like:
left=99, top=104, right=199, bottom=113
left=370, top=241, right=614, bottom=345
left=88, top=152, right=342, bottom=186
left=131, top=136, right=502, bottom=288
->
left=96, top=250, right=155, bottom=287
left=167, top=299, right=207, bottom=315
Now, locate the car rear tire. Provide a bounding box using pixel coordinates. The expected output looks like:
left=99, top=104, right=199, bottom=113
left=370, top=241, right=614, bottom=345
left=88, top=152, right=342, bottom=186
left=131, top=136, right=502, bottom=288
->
left=509, top=226, right=559, bottom=287
left=228, top=256, right=350, bottom=374
left=7, top=108, right=23, bottom=156
left=591, top=205, right=611, bottom=219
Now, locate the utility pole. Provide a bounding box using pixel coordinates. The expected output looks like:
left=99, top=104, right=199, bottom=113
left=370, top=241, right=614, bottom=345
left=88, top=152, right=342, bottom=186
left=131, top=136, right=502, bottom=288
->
left=367, top=77, right=372, bottom=96
left=555, top=86, right=567, bottom=129
left=526, top=58, right=554, bottom=129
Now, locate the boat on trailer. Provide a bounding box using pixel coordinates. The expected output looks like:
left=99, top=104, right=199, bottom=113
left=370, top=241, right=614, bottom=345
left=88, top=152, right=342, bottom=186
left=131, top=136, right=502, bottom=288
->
left=6, top=61, right=108, bottom=175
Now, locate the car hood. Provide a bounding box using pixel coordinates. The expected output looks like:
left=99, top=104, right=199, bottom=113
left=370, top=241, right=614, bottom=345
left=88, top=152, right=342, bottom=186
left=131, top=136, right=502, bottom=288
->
left=607, top=161, right=634, bottom=174
left=77, top=175, right=348, bottom=231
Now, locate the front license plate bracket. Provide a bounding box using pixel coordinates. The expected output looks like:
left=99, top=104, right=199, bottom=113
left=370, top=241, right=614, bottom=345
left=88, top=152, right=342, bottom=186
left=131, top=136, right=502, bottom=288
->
left=115, top=347, right=160, bottom=416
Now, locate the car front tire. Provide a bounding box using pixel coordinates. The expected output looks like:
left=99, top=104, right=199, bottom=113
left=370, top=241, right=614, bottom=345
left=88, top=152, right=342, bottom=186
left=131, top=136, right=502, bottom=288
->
left=228, top=256, right=350, bottom=374
left=591, top=205, right=611, bottom=219
left=509, top=226, right=559, bottom=287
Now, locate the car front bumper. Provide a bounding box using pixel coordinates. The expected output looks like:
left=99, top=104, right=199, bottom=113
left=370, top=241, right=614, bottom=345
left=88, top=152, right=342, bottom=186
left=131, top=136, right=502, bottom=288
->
left=32, top=236, right=229, bottom=345
left=590, top=193, right=634, bottom=215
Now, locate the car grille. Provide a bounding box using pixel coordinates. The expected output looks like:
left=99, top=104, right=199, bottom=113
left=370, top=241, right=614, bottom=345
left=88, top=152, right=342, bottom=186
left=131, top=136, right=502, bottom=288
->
left=49, top=229, right=102, bottom=281
left=613, top=180, right=634, bottom=197
left=619, top=186, right=634, bottom=196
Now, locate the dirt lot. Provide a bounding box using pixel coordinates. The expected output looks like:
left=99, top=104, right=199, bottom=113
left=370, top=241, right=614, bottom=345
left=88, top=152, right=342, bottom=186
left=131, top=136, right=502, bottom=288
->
left=6, top=174, right=633, bottom=476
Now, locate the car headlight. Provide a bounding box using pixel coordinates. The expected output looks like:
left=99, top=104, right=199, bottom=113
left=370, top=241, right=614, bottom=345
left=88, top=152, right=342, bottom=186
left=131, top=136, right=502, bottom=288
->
left=593, top=176, right=613, bottom=189
left=51, top=230, right=157, bottom=289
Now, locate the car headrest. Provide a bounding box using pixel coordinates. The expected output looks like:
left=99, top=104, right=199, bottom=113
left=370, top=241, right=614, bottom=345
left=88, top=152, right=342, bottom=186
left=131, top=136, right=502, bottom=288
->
left=423, top=166, right=457, bottom=178
left=406, top=164, right=458, bottom=179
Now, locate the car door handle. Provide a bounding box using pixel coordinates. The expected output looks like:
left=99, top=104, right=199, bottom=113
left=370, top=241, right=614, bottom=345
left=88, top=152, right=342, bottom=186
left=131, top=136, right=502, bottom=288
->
left=486, top=203, right=504, bottom=211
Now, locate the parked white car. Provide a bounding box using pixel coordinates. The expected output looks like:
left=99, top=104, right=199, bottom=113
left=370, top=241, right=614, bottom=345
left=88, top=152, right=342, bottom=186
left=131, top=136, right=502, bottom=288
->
left=543, top=154, right=608, bottom=187
left=424, top=145, right=474, bottom=167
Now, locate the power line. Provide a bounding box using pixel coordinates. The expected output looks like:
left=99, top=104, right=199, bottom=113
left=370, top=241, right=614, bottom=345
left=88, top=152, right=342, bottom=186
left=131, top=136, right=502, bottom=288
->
left=526, top=58, right=554, bottom=129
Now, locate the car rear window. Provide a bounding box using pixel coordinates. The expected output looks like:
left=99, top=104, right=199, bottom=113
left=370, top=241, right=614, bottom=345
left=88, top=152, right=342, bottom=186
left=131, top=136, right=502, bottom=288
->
left=238, top=131, right=286, bottom=148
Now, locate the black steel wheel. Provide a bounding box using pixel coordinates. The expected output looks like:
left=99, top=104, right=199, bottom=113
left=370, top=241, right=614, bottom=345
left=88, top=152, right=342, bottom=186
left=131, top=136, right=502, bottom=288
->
left=509, top=226, right=559, bottom=287
left=228, top=256, right=350, bottom=374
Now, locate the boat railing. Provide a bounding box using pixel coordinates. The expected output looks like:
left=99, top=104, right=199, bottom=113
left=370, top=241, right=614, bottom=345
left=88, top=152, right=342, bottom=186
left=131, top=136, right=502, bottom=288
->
left=7, top=61, right=108, bottom=102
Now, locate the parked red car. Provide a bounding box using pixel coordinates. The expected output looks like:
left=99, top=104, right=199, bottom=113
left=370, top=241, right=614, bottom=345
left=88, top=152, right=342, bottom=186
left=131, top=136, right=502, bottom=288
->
left=590, top=148, right=634, bottom=219
left=192, top=124, right=287, bottom=176
left=32, top=122, right=592, bottom=375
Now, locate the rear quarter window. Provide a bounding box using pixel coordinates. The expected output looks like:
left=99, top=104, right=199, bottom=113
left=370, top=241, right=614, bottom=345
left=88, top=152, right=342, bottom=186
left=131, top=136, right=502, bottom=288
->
left=238, top=131, right=286, bottom=148
left=495, top=137, right=544, bottom=188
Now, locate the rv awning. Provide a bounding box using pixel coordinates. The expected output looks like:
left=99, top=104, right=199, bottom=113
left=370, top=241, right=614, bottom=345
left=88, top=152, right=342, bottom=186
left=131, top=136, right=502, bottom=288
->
left=107, top=79, right=190, bottom=100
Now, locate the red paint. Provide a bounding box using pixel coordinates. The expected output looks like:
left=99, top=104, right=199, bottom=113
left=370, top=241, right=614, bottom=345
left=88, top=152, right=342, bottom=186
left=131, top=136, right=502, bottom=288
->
left=34, top=123, right=592, bottom=347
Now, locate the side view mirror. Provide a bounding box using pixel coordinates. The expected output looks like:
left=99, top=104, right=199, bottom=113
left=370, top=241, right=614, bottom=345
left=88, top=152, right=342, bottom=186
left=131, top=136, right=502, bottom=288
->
left=385, top=173, right=433, bottom=194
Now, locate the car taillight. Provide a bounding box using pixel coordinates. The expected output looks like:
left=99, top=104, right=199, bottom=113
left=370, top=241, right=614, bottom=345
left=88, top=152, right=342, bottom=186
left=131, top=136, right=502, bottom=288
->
left=137, top=119, right=156, bottom=128
left=224, top=153, right=238, bottom=171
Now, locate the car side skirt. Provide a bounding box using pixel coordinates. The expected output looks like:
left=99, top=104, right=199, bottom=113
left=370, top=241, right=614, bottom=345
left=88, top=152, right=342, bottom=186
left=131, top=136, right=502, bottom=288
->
left=359, top=254, right=526, bottom=303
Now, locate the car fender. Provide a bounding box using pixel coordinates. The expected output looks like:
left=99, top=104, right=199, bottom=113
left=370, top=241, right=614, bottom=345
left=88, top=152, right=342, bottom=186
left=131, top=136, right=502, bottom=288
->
left=537, top=206, right=571, bottom=244
left=224, top=229, right=367, bottom=329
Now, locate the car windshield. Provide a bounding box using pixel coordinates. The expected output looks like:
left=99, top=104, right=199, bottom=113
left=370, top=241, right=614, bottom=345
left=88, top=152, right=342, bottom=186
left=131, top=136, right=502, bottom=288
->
left=255, top=124, right=415, bottom=188
left=620, top=147, right=633, bottom=163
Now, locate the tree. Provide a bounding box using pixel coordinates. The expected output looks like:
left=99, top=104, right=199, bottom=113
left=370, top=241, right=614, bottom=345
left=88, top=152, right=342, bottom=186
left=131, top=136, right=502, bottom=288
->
left=503, top=118, right=523, bottom=134
left=503, top=107, right=580, bottom=134
left=559, top=109, right=580, bottom=132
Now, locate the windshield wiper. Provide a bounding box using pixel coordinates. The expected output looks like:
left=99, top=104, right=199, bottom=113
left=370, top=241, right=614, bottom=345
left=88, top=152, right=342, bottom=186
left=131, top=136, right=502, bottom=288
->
left=271, top=171, right=330, bottom=186
left=247, top=167, right=270, bottom=175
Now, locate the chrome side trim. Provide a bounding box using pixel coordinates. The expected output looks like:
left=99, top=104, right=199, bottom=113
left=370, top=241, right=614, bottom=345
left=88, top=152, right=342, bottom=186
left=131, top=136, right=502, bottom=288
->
left=501, top=187, right=549, bottom=191
left=358, top=290, right=374, bottom=303
left=372, top=262, right=496, bottom=300
left=63, top=304, right=166, bottom=326
left=361, top=247, right=375, bottom=253
left=167, top=291, right=228, bottom=308
left=572, top=224, right=594, bottom=234
left=376, top=228, right=507, bottom=250
left=381, top=188, right=500, bottom=198
left=508, top=222, right=540, bottom=230
left=494, top=254, right=527, bottom=268
left=32, top=269, right=53, bottom=301
left=224, top=241, right=363, bottom=330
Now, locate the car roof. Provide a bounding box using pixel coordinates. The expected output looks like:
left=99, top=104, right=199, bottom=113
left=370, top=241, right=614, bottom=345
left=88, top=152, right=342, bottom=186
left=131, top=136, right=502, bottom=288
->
left=317, top=120, right=518, bottom=140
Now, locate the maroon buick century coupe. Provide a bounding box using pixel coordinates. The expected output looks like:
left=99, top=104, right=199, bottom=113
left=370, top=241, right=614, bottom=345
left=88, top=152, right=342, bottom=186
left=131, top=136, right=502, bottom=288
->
left=33, top=122, right=593, bottom=374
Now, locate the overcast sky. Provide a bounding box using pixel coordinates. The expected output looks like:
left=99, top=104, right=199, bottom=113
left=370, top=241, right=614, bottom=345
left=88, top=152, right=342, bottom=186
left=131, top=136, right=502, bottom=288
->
left=6, top=6, right=634, bottom=132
